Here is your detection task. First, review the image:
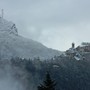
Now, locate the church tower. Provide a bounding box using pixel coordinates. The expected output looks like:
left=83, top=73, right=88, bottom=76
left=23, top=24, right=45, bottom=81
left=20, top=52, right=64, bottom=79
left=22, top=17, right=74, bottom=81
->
left=72, top=43, right=75, bottom=48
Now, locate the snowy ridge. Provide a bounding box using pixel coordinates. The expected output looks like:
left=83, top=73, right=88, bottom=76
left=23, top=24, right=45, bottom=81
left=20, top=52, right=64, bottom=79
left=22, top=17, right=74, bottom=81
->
left=0, top=18, right=61, bottom=60
left=0, top=17, right=18, bottom=35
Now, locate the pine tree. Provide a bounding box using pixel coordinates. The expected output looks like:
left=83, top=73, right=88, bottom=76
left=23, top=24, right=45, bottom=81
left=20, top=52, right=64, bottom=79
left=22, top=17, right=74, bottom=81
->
left=38, top=72, right=56, bottom=90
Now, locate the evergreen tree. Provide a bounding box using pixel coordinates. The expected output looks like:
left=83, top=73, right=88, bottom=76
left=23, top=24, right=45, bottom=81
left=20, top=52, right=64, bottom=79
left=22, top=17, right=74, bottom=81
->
left=38, top=72, right=56, bottom=90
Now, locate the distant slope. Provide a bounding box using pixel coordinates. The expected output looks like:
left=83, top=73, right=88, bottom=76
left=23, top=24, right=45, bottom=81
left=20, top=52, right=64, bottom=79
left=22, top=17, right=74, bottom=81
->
left=0, top=17, right=61, bottom=60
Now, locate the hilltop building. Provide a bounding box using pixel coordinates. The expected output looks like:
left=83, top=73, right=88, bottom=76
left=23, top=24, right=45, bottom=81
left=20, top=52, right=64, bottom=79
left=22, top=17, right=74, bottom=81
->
left=76, top=42, right=90, bottom=52
left=65, top=43, right=83, bottom=60
left=66, top=43, right=76, bottom=58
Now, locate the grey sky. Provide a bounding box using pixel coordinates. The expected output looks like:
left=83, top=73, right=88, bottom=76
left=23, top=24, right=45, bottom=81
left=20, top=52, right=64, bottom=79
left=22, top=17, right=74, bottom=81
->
left=0, top=0, right=90, bottom=51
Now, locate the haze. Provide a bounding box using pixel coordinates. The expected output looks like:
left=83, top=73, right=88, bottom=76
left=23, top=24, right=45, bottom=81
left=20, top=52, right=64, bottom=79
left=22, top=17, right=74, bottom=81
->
left=0, top=0, right=90, bottom=51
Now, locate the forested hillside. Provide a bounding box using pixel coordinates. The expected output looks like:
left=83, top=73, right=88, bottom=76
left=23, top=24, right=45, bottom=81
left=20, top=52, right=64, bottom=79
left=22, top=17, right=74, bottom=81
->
left=0, top=54, right=90, bottom=90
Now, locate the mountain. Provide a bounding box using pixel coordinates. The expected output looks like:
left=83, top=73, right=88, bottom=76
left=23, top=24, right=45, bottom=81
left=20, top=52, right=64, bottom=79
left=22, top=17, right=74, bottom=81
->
left=0, top=17, right=61, bottom=60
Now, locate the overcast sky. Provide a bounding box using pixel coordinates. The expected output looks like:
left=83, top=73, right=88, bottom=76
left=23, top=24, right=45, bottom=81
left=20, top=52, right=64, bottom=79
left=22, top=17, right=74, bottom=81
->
left=0, top=0, right=90, bottom=51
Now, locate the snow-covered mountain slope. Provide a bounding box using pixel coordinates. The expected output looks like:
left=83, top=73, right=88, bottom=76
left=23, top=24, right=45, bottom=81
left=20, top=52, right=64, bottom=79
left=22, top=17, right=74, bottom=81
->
left=0, top=17, right=61, bottom=60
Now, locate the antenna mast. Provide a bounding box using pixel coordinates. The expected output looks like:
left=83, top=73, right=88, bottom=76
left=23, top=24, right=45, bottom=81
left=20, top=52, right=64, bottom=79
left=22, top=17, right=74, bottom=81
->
left=1, top=9, right=4, bottom=18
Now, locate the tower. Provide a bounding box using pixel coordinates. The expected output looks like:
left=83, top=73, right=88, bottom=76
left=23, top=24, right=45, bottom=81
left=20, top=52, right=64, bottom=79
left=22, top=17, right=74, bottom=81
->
left=1, top=9, right=4, bottom=18
left=72, top=43, right=75, bottom=48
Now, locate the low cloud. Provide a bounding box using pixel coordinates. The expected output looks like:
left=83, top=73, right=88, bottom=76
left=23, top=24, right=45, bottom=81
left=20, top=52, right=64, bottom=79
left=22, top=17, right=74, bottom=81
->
left=0, top=63, right=24, bottom=90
